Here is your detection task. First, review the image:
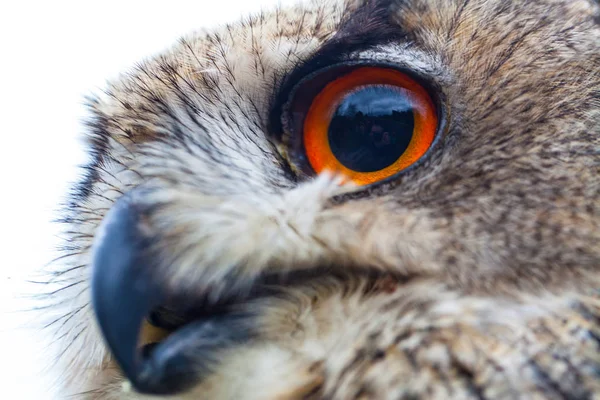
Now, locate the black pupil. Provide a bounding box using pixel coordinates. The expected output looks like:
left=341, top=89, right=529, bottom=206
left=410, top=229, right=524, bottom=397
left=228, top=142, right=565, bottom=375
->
left=328, top=85, right=415, bottom=172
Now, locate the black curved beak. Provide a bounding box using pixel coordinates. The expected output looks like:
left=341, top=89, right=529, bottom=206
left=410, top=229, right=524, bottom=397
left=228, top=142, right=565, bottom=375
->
left=91, top=193, right=167, bottom=392
left=91, top=193, right=250, bottom=395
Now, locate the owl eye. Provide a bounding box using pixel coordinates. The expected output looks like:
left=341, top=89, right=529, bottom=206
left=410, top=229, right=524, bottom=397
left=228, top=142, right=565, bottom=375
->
left=299, top=67, right=437, bottom=186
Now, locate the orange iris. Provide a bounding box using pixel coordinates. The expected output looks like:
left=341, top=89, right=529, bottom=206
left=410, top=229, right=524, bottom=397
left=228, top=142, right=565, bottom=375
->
left=303, top=67, right=437, bottom=185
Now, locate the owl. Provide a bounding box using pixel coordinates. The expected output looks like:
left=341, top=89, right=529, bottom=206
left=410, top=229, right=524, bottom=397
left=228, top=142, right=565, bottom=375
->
left=42, top=0, right=600, bottom=398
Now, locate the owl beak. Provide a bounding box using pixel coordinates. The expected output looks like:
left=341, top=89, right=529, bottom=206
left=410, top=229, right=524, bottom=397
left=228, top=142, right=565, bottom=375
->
left=91, top=192, right=249, bottom=395
left=90, top=192, right=168, bottom=393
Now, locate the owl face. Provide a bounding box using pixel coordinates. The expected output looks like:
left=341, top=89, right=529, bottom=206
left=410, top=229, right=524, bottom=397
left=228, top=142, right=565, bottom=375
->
left=49, top=0, right=600, bottom=398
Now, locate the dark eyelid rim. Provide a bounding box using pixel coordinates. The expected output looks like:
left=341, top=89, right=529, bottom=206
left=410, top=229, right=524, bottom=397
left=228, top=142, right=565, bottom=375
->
left=271, top=60, right=449, bottom=191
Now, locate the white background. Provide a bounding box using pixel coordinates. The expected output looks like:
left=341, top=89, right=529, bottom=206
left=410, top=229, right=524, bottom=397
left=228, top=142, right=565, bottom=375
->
left=0, top=1, right=290, bottom=397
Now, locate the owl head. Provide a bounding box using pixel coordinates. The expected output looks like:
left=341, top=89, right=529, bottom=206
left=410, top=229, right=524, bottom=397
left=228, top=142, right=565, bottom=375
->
left=45, top=0, right=600, bottom=398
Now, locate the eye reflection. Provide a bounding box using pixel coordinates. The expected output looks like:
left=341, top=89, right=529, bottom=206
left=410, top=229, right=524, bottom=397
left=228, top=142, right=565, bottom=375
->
left=328, top=86, right=415, bottom=172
